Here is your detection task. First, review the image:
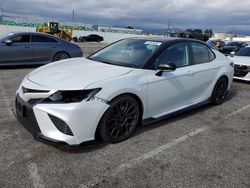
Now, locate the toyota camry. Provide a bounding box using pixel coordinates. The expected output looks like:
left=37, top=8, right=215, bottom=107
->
left=15, top=38, right=234, bottom=146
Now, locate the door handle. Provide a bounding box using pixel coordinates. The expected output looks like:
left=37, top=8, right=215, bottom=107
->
left=187, top=70, right=194, bottom=76
left=24, top=46, right=30, bottom=48
left=52, top=46, right=57, bottom=48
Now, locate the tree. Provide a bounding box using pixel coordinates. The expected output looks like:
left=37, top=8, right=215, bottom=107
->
left=204, top=28, right=214, bottom=38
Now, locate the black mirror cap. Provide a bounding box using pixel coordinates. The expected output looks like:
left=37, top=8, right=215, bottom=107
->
left=5, top=40, right=13, bottom=46
left=157, top=63, right=176, bottom=71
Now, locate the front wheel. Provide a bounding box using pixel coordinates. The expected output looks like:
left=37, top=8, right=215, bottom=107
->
left=99, top=95, right=140, bottom=143
left=53, top=52, right=69, bottom=62
left=211, top=77, right=228, bottom=105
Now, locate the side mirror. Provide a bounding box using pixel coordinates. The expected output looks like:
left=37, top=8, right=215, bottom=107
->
left=156, top=63, right=176, bottom=76
left=157, top=63, right=176, bottom=71
left=5, top=40, right=13, bottom=46
left=230, top=51, right=235, bottom=57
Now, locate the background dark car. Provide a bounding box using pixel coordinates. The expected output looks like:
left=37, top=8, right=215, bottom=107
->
left=219, top=41, right=248, bottom=55
left=78, top=34, right=104, bottom=42
left=0, top=32, right=83, bottom=66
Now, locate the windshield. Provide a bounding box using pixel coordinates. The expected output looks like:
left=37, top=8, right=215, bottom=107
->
left=88, top=39, right=161, bottom=68
left=235, top=47, right=250, bottom=56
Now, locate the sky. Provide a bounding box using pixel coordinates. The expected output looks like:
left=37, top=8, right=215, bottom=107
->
left=1, top=0, right=250, bottom=33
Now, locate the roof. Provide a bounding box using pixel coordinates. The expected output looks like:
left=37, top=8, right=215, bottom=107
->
left=127, top=36, right=207, bottom=44
left=3, top=31, right=65, bottom=41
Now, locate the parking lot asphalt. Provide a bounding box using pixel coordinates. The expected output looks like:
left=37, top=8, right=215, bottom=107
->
left=0, top=43, right=250, bottom=188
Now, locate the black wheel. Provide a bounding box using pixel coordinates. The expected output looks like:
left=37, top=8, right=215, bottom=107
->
left=53, top=52, right=69, bottom=62
left=81, top=38, right=86, bottom=42
left=99, top=95, right=140, bottom=143
left=211, top=77, right=228, bottom=105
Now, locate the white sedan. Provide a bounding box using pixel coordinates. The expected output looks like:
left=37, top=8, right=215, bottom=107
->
left=228, top=46, right=250, bottom=81
left=15, top=38, right=234, bottom=146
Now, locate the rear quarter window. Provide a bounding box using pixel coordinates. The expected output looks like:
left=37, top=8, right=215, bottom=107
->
left=191, top=43, right=215, bottom=64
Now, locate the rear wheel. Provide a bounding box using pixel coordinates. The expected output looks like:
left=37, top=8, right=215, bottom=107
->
left=53, top=52, right=69, bottom=62
left=99, top=95, right=140, bottom=143
left=211, top=77, right=228, bottom=105
left=81, top=38, right=86, bottom=42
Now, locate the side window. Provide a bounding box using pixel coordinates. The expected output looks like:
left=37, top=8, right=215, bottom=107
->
left=11, top=35, right=30, bottom=43
left=32, top=35, right=57, bottom=43
left=154, top=43, right=189, bottom=69
left=191, top=43, right=212, bottom=64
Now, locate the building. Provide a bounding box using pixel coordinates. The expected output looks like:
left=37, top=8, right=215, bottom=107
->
left=97, top=26, right=143, bottom=35
left=214, top=32, right=236, bottom=40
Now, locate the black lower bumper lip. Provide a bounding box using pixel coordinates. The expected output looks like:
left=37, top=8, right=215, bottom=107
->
left=34, top=133, right=70, bottom=147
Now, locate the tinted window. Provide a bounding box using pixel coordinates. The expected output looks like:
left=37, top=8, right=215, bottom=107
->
left=227, top=42, right=241, bottom=47
left=32, top=35, right=57, bottom=43
left=154, top=43, right=189, bottom=69
left=235, top=47, right=250, bottom=56
left=191, top=43, right=211, bottom=64
left=10, top=35, right=30, bottom=43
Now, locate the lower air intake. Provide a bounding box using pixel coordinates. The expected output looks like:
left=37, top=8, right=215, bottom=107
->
left=48, top=114, right=74, bottom=136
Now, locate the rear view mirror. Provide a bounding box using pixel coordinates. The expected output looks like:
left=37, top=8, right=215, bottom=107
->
left=5, top=40, right=13, bottom=46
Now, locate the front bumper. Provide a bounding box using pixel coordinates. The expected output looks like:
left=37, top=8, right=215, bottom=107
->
left=234, top=64, right=250, bottom=81
left=15, top=92, right=110, bottom=146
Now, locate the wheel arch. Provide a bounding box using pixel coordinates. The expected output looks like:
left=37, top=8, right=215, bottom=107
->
left=94, top=92, right=144, bottom=139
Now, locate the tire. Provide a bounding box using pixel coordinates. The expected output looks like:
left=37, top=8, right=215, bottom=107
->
left=53, top=52, right=69, bottom=62
left=99, top=95, right=140, bottom=143
left=211, top=77, right=228, bottom=105
left=81, top=38, right=86, bottom=42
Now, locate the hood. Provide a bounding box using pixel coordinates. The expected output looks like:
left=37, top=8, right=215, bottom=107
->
left=28, top=58, right=133, bottom=90
left=228, top=56, right=250, bottom=66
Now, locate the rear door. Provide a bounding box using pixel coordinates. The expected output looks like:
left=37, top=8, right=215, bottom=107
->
left=0, top=34, right=33, bottom=65
left=31, top=35, right=59, bottom=63
left=188, top=42, right=218, bottom=101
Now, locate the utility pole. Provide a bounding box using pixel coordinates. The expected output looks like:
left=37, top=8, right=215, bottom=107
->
left=72, top=10, right=75, bottom=23
left=166, top=18, right=171, bottom=36
left=96, top=15, right=99, bottom=31
left=0, top=2, right=3, bottom=24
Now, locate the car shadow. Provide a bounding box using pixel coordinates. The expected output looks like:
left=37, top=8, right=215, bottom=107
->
left=0, top=65, right=42, bottom=69
left=58, top=89, right=238, bottom=153
left=233, top=79, right=250, bottom=84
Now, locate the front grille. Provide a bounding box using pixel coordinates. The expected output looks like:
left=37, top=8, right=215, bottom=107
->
left=15, top=95, right=41, bottom=135
left=234, top=65, right=250, bottom=78
left=48, top=114, right=74, bottom=136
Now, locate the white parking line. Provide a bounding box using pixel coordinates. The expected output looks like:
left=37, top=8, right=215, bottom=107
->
left=80, top=127, right=207, bottom=188
left=226, top=104, right=250, bottom=118
left=0, top=79, right=13, bottom=116
left=0, top=117, right=16, bottom=123
left=115, top=127, right=207, bottom=174
left=27, top=163, right=45, bottom=188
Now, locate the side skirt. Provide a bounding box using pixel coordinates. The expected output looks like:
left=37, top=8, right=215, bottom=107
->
left=142, top=99, right=210, bottom=126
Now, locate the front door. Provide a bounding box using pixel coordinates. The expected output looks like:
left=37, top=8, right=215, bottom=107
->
left=146, top=42, right=195, bottom=118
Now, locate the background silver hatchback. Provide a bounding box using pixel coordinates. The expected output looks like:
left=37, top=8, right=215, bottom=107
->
left=0, top=32, right=83, bottom=66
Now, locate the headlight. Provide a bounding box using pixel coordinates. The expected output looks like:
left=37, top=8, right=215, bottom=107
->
left=43, top=88, right=101, bottom=103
